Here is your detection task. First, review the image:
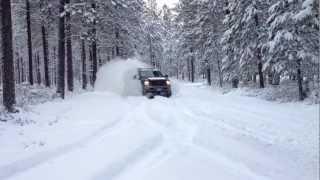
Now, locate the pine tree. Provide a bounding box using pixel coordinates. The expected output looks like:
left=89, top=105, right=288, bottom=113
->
left=266, top=0, right=319, bottom=100
left=175, top=0, right=200, bottom=82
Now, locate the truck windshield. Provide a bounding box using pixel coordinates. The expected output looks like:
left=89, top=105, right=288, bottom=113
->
left=140, top=70, right=163, bottom=78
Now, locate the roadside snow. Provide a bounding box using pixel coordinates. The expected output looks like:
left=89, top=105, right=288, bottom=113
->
left=0, top=59, right=318, bottom=180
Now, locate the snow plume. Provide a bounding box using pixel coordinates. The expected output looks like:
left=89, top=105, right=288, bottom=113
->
left=94, top=58, right=150, bottom=96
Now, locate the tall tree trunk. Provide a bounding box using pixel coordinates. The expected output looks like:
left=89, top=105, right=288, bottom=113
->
left=16, top=53, right=21, bottom=84
left=189, top=47, right=195, bottom=83
left=254, top=14, right=264, bottom=88
left=89, top=48, right=93, bottom=86
left=91, top=2, right=97, bottom=85
left=36, top=53, right=41, bottom=85
left=81, top=39, right=87, bottom=90
left=42, top=25, right=50, bottom=87
left=207, top=64, right=211, bottom=86
left=257, top=47, right=264, bottom=88
left=217, top=58, right=223, bottom=88
left=187, top=59, right=191, bottom=81
left=317, top=60, right=320, bottom=88
left=1, top=0, right=16, bottom=112
left=21, top=57, right=24, bottom=82
left=66, top=0, right=73, bottom=92
left=191, top=58, right=195, bottom=83
left=26, top=0, right=33, bottom=85
left=52, top=46, right=57, bottom=86
left=57, top=0, right=66, bottom=99
left=98, top=49, right=102, bottom=67
left=297, top=58, right=304, bottom=101
left=258, top=61, right=264, bottom=88
left=268, top=71, right=273, bottom=85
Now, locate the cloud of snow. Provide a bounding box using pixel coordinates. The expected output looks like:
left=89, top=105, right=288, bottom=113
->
left=94, top=58, right=150, bottom=96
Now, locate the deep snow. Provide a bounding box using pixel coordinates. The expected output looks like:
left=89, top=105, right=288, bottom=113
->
left=0, top=59, right=318, bottom=180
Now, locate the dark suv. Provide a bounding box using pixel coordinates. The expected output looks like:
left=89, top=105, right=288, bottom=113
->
left=135, top=68, right=172, bottom=98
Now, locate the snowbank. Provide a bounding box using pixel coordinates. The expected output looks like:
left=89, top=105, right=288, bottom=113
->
left=218, top=80, right=319, bottom=104
left=94, top=58, right=149, bottom=96
left=0, top=83, right=58, bottom=114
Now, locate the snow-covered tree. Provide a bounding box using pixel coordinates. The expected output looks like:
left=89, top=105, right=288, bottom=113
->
left=195, top=0, right=225, bottom=86
left=222, top=0, right=269, bottom=88
left=143, top=0, right=164, bottom=68
left=266, top=0, right=319, bottom=100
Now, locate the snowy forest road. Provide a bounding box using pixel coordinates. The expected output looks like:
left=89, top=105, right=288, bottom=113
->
left=0, top=82, right=318, bottom=180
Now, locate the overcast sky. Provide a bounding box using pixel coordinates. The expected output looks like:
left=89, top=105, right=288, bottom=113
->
left=156, top=0, right=178, bottom=8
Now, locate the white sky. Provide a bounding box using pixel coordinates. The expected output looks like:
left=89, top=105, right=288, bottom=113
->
left=156, top=0, right=179, bottom=8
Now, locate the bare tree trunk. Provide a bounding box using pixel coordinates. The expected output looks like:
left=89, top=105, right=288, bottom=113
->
left=258, top=61, right=264, bottom=88
left=42, top=25, right=50, bottom=87
left=191, top=58, right=195, bottom=83
left=57, top=0, right=66, bottom=99
left=207, top=65, right=211, bottom=86
left=254, top=14, right=264, bottom=88
left=36, top=53, right=41, bottom=85
left=66, top=0, right=73, bottom=92
left=16, top=53, right=21, bottom=84
left=217, top=58, right=223, bottom=88
left=21, top=57, right=24, bottom=82
left=98, top=49, right=102, bottom=67
left=81, top=39, right=87, bottom=90
left=1, top=0, right=16, bottom=112
left=297, top=58, right=304, bottom=101
left=91, top=2, right=97, bottom=85
left=317, top=60, right=320, bottom=88
left=189, top=47, right=195, bottom=83
left=89, top=48, right=94, bottom=86
left=257, top=47, right=264, bottom=88
left=26, top=0, right=33, bottom=85
left=52, top=46, right=57, bottom=86
left=187, top=59, right=191, bottom=81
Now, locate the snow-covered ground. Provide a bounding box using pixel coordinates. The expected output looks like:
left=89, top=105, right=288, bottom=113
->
left=0, top=59, right=318, bottom=180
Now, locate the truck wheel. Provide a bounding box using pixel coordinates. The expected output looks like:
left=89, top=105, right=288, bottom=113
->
left=146, top=93, right=154, bottom=99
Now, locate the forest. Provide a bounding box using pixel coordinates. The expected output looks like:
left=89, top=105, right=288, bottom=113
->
left=1, top=0, right=319, bottom=112
left=0, top=1, right=319, bottom=180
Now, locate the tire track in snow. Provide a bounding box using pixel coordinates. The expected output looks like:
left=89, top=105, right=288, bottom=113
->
left=91, top=99, right=193, bottom=180
left=172, top=94, right=282, bottom=180
left=143, top=98, right=198, bottom=148
left=0, top=98, right=144, bottom=180
left=83, top=99, right=167, bottom=180
left=140, top=96, right=272, bottom=180
left=91, top=135, right=163, bottom=180
left=132, top=98, right=199, bottom=166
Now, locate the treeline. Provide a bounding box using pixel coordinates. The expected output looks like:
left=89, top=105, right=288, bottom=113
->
left=161, top=0, right=319, bottom=101
left=1, top=0, right=152, bottom=112
left=1, top=0, right=319, bottom=112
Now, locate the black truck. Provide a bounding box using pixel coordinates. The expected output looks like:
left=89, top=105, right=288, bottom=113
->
left=134, top=68, right=172, bottom=98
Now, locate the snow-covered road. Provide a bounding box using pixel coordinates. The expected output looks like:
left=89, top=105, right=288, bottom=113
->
left=0, top=81, right=318, bottom=180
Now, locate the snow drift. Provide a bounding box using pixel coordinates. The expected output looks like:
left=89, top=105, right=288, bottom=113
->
left=94, top=58, right=149, bottom=96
